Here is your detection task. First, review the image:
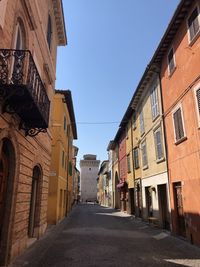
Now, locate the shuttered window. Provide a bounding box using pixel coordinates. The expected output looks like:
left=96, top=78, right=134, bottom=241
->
left=173, top=108, right=185, bottom=142
left=168, top=48, right=175, bottom=74
left=139, top=111, right=145, bottom=135
left=47, top=15, right=52, bottom=49
left=127, top=154, right=131, bottom=173
left=188, top=7, right=200, bottom=41
left=133, top=148, right=139, bottom=169
left=141, top=141, right=148, bottom=168
left=154, top=127, right=163, bottom=160
left=132, top=112, right=136, bottom=129
left=196, top=88, right=200, bottom=115
left=150, top=86, right=159, bottom=119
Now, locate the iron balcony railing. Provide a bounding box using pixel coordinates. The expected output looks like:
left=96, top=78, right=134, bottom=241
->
left=0, top=49, right=50, bottom=135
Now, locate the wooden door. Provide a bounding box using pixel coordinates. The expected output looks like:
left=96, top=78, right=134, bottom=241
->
left=174, top=182, right=186, bottom=237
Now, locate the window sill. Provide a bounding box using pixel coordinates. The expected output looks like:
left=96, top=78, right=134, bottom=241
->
left=127, top=170, right=131, bottom=174
left=189, top=30, right=200, bottom=47
left=132, top=126, right=137, bottom=130
left=140, top=131, right=145, bottom=137
left=142, top=165, right=148, bottom=170
left=156, top=157, right=165, bottom=164
left=175, top=136, right=187, bottom=145
left=134, top=166, right=140, bottom=170
left=168, top=66, right=176, bottom=78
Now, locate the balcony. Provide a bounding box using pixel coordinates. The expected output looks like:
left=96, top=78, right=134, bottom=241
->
left=0, top=49, right=50, bottom=136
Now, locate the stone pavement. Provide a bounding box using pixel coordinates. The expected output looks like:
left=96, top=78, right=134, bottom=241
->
left=10, top=204, right=200, bottom=267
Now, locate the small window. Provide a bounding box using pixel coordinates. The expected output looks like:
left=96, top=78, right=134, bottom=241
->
left=64, top=116, right=66, bottom=131
left=47, top=14, right=52, bottom=49
left=150, top=86, right=159, bottom=119
left=168, top=48, right=175, bottom=74
left=195, top=87, right=200, bottom=125
left=139, top=111, right=145, bottom=135
left=141, top=141, right=148, bottom=168
left=127, top=154, right=131, bottom=173
left=89, top=168, right=91, bottom=171
left=173, top=107, right=186, bottom=142
left=154, top=127, right=163, bottom=160
left=126, top=125, right=129, bottom=139
left=132, top=112, right=136, bottom=129
left=188, top=7, right=200, bottom=42
left=62, top=151, right=65, bottom=168
left=133, top=148, right=139, bottom=169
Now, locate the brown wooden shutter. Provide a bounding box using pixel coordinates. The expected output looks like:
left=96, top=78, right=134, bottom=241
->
left=173, top=108, right=184, bottom=141
left=196, top=88, right=200, bottom=114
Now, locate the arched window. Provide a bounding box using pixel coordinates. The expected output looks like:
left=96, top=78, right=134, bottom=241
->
left=47, top=15, right=52, bottom=49
left=14, top=19, right=25, bottom=50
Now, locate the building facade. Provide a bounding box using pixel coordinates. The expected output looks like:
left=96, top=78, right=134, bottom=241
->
left=80, top=155, right=100, bottom=202
left=48, top=90, right=77, bottom=224
left=0, top=0, right=66, bottom=265
left=131, top=72, right=170, bottom=229
left=97, top=160, right=109, bottom=206
left=157, top=0, right=200, bottom=245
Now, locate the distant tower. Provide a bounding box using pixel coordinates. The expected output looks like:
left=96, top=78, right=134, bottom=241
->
left=80, top=155, right=100, bottom=202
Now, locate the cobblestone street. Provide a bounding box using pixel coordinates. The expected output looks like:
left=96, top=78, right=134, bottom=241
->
left=10, top=204, right=200, bottom=267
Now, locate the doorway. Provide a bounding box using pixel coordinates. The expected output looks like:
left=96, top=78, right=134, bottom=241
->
left=0, top=138, right=16, bottom=266
left=158, top=184, right=170, bottom=229
left=173, top=182, right=186, bottom=237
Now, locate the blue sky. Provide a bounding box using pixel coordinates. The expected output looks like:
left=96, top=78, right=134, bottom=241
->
left=56, top=0, right=179, bottom=165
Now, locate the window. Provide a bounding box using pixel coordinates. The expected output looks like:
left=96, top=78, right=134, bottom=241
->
left=62, top=151, right=64, bottom=168
left=139, top=111, right=145, bottom=135
left=154, top=127, right=163, bottom=160
left=173, top=107, right=185, bottom=142
left=168, top=48, right=175, bottom=74
left=47, top=15, right=52, bottom=49
left=132, top=112, right=136, bottom=129
left=188, top=7, right=200, bottom=42
left=141, top=141, right=148, bottom=168
left=126, top=125, right=129, bottom=139
left=127, top=154, right=131, bottom=173
left=64, top=116, right=66, bottom=131
left=195, top=87, right=200, bottom=125
left=133, top=148, right=139, bottom=169
left=150, top=86, right=159, bottom=119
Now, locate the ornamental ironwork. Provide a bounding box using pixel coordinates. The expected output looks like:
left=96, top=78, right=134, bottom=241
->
left=0, top=49, right=50, bottom=136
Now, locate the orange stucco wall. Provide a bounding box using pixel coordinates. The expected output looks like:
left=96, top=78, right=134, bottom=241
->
left=161, top=0, right=200, bottom=245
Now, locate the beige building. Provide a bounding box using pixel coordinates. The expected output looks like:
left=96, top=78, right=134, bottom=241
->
left=48, top=90, right=77, bottom=224
left=80, top=155, right=100, bottom=202
left=131, top=70, right=170, bottom=228
left=0, top=0, right=66, bottom=265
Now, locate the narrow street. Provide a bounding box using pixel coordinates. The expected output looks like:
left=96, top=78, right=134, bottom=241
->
left=11, top=204, right=200, bottom=267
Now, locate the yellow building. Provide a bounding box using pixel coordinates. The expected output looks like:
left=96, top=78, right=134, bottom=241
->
left=131, top=69, right=170, bottom=229
left=48, top=90, right=77, bottom=224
